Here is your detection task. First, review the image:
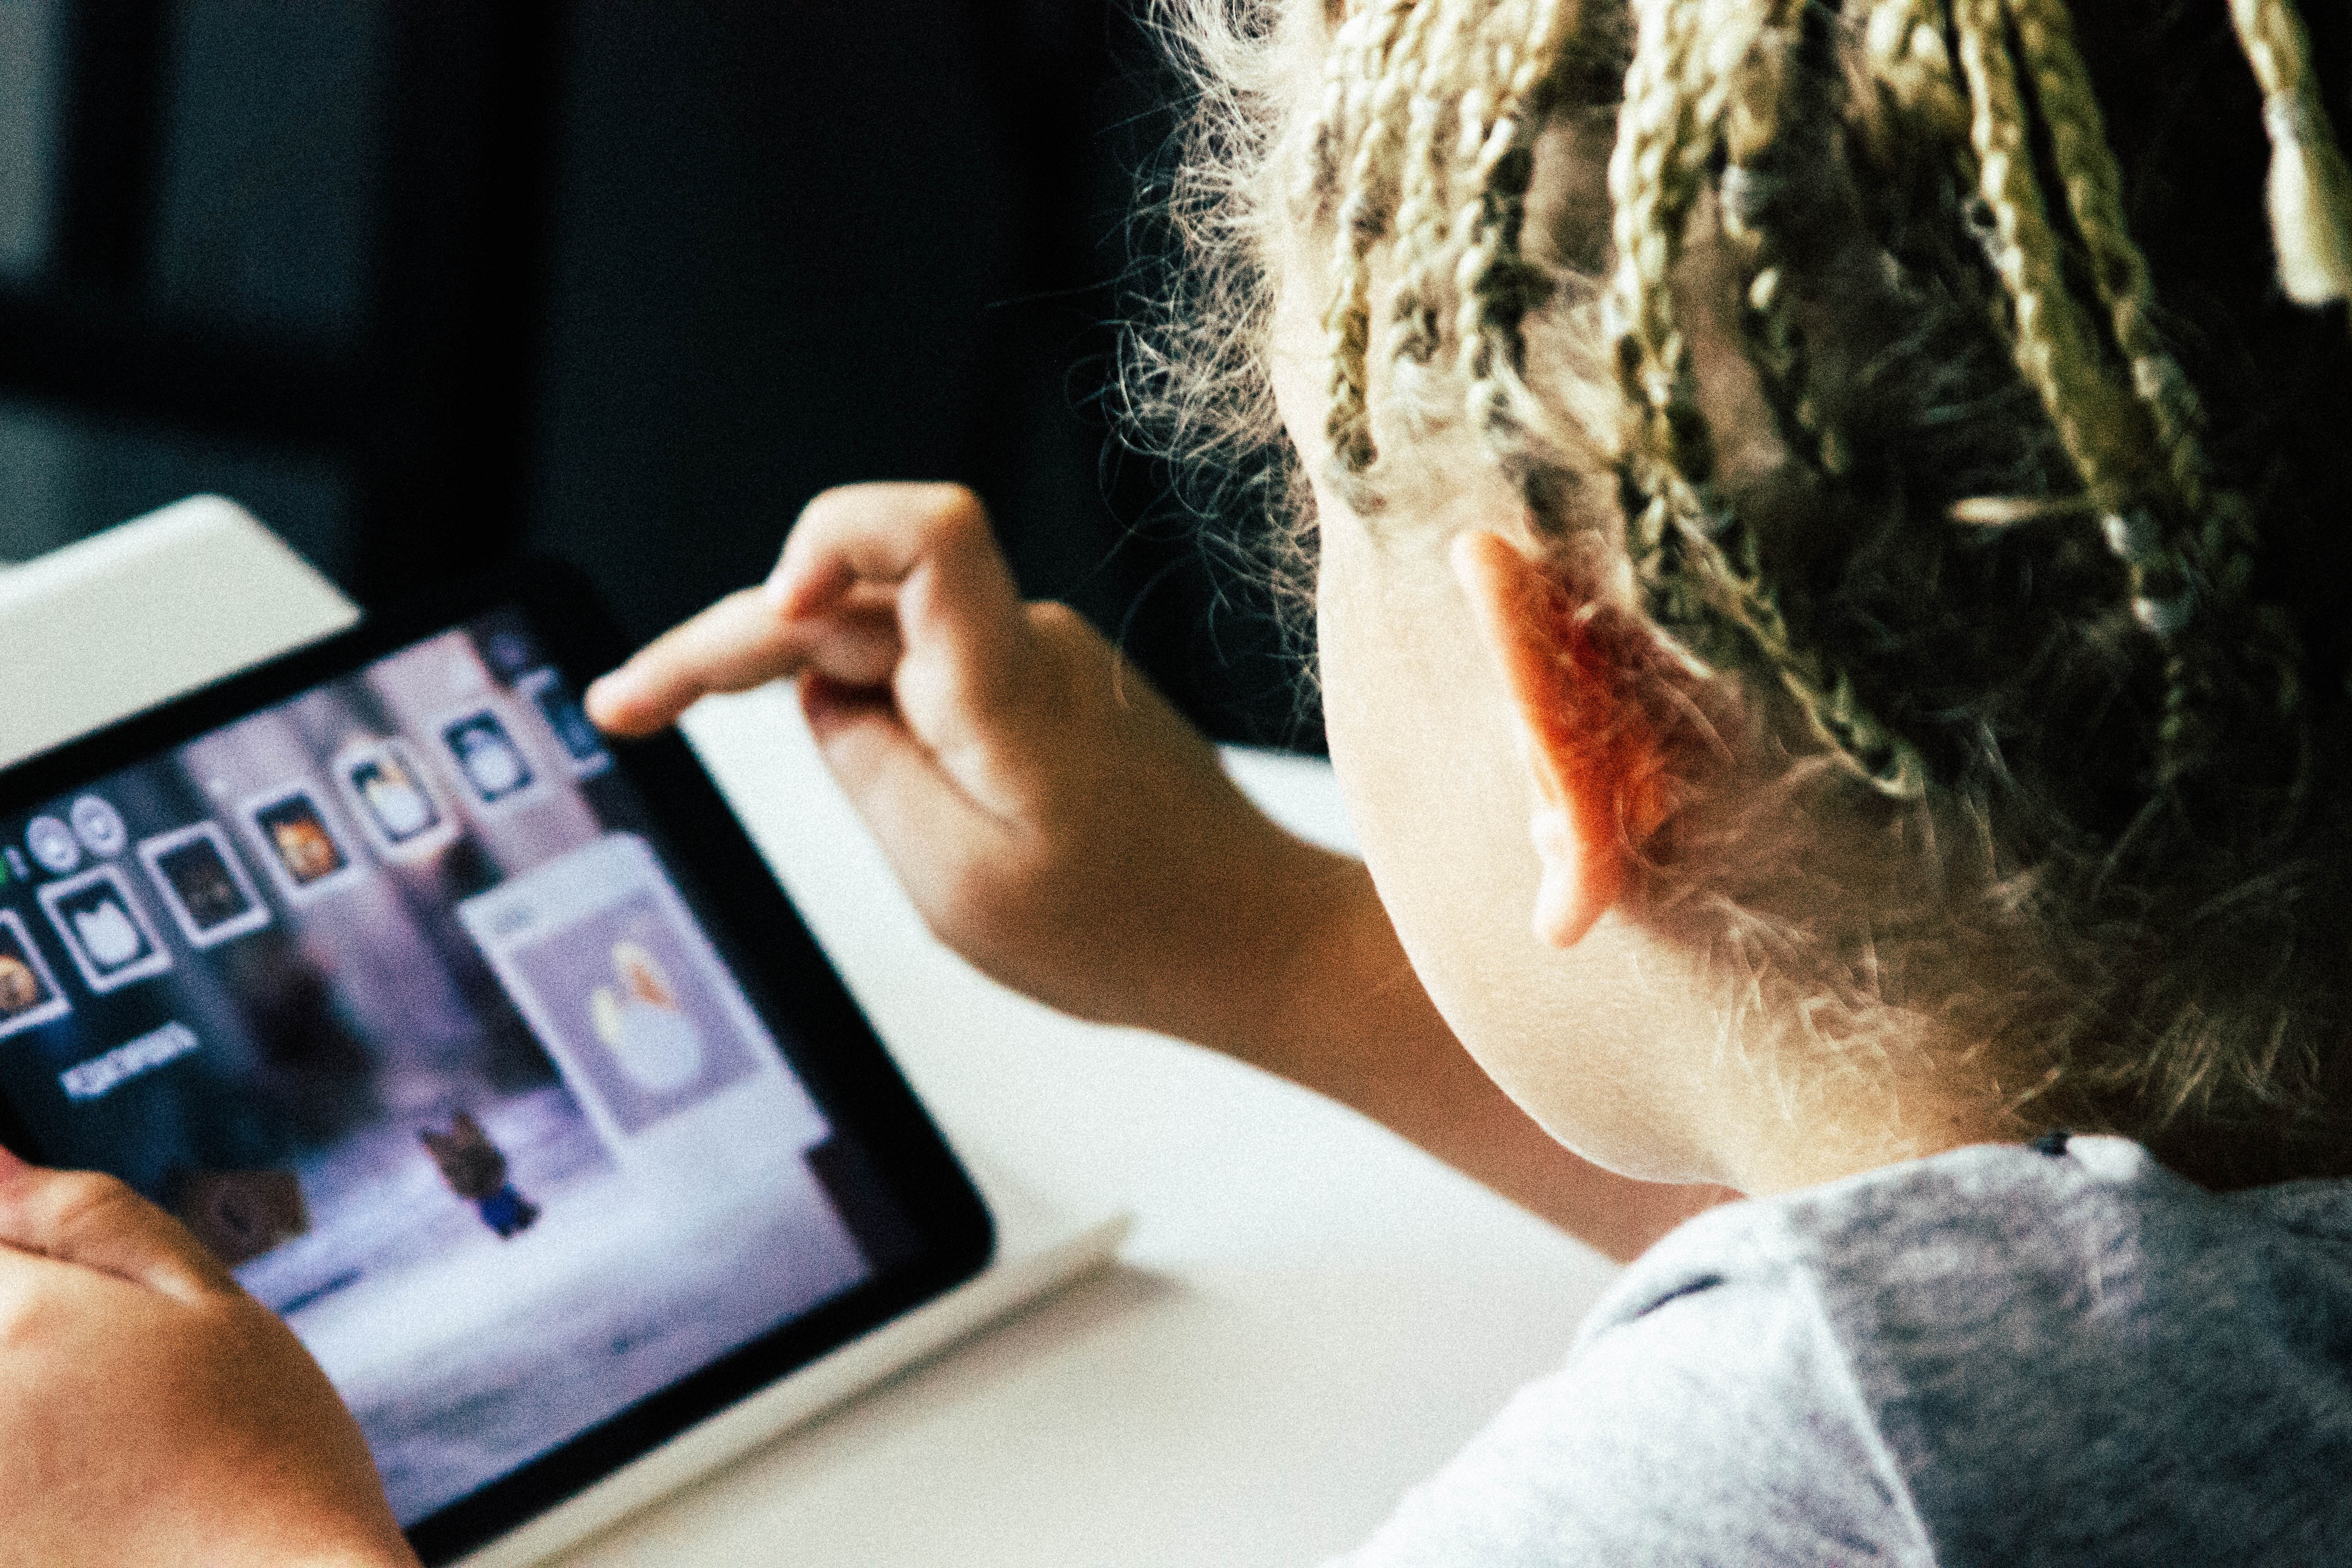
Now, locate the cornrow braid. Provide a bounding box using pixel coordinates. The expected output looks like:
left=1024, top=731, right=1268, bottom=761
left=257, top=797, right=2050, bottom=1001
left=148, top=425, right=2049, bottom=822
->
left=1325, top=0, right=1619, bottom=482
left=1994, top=0, right=2272, bottom=777
left=1956, top=0, right=2310, bottom=781
left=1863, top=0, right=1965, bottom=137
left=1606, top=0, right=1731, bottom=616
left=2003, top=0, right=2209, bottom=519
left=1314, top=0, right=2317, bottom=804
left=1949, top=0, right=2225, bottom=778
left=1949, top=0, right=2146, bottom=514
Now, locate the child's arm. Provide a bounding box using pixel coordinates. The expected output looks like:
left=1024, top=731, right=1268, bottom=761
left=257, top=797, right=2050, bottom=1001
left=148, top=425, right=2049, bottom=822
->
left=589, top=483, right=1724, bottom=1259
left=0, top=1147, right=417, bottom=1567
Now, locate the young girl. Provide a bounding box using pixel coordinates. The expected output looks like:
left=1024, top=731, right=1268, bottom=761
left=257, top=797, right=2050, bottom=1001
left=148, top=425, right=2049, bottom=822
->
left=2, top=0, right=2348, bottom=1561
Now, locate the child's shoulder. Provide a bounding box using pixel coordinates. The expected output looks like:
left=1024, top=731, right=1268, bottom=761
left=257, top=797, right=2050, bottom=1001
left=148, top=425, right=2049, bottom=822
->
left=1338, top=1141, right=2352, bottom=1567
left=1579, top=1137, right=2352, bottom=1564
left=1606, top=1133, right=2352, bottom=1330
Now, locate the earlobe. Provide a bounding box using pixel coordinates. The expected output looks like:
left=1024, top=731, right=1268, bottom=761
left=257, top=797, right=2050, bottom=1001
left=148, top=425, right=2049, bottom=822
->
left=1450, top=531, right=1636, bottom=950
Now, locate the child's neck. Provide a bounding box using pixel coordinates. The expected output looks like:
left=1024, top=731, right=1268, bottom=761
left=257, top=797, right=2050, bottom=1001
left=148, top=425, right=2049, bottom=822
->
left=1711, top=1066, right=2022, bottom=1197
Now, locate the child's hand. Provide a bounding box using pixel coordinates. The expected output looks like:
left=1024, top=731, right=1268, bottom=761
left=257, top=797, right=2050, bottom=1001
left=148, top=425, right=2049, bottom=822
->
left=587, top=482, right=1346, bottom=1042
left=587, top=484, right=1726, bottom=1256
left=0, top=1149, right=416, bottom=1568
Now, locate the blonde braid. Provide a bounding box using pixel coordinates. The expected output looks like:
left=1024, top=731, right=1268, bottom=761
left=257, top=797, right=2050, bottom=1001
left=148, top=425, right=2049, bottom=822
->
left=1604, top=0, right=1719, bottom=648
left=1607, top=0, right=1926, bottom=795
left=1607, top=0, right=1725, bottom=510
left=1997, top=0, right=2304, bottom=775
left=2003, top=0, right=2212, bottom=522
left=1386, top=0, right=1483, bottom=368
left=1453, top=0, right=1576, bottom=441
left=2228, top=0, right=2352, bottom=307
left=1992, top=0, right=2206, bottom=763
left=1863, top=0, right=1965, bottom=135
left=1950, top=0, right=2147, bottom=515
left=1323, top=0, right=1433, bottom=472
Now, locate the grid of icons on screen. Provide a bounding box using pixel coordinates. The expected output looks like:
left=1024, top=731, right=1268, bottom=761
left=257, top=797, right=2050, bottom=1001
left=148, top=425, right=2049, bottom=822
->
left=1, top=668, right=611, bottom=1031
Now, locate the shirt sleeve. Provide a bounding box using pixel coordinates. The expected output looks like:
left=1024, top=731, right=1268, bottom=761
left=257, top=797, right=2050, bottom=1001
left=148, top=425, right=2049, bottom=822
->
left=1324, top=1273, right=1937, bottom=1568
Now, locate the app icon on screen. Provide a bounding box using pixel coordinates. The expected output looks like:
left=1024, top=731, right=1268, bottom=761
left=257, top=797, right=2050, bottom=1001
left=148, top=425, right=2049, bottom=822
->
left=138, top=823, right=273, bottom=949
left=519, top=668, right=612, bottom=779
left=69, top=795, right=127, bottom=858
left=3, top=847, right=27, bottom=882
left=0, top=909, right=70, bottom=1039
left=38, top=865, right=173, bottom=993
left=26, top=815, right=81, bottom=875
left=440, top=708, right=538, bottom=807
left=455, top=835, right=810, bottom=1154
left=334, top=740, right=458, bottom=862
left=241, top=785, right=367, bottom=904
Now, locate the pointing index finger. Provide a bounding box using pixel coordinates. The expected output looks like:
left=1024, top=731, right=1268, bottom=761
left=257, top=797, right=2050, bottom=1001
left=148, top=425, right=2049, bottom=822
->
left=587, top=586, right=812, bottom=738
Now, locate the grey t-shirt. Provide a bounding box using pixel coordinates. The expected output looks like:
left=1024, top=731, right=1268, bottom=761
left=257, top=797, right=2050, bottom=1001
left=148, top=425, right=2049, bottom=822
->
left=1334, top=1136, right=2352, bottom=1566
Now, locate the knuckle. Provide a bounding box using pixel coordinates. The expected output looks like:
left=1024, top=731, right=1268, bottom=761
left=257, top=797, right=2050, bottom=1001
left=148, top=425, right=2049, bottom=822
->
left=47, top=1170, right=136, bottom=1229
left=913, top=484, right=989, bottom=547
left=794, top=484, right=873, bottom=548
left=798, top=483, right=860, bottom=524
left=1026, top=599, right=1084, bottom=638
left=796, top=484, right=994, bottom=576
left=36, top=1170, right=162, bottom=1255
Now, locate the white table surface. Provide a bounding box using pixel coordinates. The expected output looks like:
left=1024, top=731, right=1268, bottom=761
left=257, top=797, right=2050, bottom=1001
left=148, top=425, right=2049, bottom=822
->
left=544, top=685, right=1623, bottom=1567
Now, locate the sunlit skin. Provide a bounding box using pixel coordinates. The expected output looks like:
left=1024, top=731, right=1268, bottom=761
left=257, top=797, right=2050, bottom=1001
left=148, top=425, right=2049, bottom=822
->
left=1267, top=275, right=2011, bottom=1195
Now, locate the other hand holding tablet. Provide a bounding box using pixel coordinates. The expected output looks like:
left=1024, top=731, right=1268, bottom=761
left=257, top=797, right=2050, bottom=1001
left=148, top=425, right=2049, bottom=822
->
left=0, top=1146, right=417, bottom=1568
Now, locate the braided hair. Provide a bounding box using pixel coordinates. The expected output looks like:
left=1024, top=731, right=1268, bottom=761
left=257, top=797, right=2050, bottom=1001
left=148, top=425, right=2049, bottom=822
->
left=1147, top=0, right=2352, bottom=1186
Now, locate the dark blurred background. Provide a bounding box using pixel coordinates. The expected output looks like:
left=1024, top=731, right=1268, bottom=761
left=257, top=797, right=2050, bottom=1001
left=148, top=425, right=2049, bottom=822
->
left=0, top=0, right=1317, bottom=749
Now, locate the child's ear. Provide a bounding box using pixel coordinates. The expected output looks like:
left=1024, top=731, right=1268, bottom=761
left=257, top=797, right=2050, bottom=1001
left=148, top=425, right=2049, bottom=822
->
left=1450, top=530, right=1642, bottom=949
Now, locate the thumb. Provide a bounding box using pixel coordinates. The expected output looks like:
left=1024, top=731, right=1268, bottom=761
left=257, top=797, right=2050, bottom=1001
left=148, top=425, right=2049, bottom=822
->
left=0, top=1152, right=238, bottom=1307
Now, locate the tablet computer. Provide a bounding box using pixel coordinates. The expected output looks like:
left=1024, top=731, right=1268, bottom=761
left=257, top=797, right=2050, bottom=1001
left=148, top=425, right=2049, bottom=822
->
left=0, top=561, right=994, bottom=1563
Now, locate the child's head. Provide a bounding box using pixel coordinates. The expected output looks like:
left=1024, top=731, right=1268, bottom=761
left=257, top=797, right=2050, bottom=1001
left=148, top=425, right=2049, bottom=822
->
left=1151, top=0, right=2352, bottom=1188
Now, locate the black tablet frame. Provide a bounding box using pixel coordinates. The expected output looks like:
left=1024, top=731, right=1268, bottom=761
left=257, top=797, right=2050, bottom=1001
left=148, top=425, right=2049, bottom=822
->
left=0, top=558, right=995, bottom=1563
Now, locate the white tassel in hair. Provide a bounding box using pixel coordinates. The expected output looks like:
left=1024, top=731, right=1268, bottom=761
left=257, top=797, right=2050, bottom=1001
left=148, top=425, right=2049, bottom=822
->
left=2230, top=0, right=2352, bottom=307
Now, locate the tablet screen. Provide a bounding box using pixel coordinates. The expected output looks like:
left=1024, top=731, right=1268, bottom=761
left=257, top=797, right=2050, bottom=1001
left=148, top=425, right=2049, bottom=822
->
left=0, top=606, right=921, bottom=1528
